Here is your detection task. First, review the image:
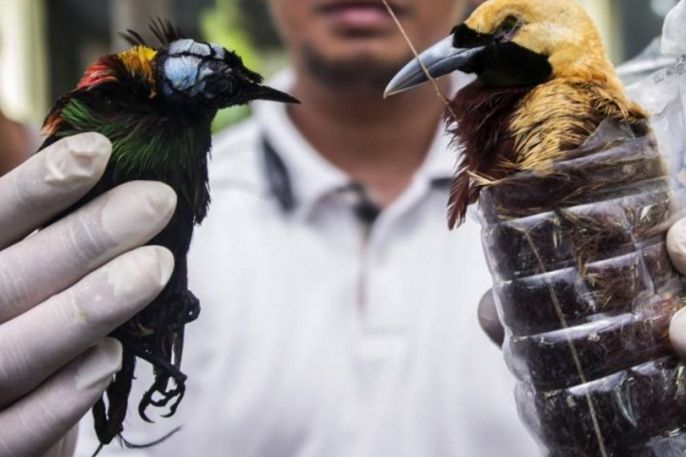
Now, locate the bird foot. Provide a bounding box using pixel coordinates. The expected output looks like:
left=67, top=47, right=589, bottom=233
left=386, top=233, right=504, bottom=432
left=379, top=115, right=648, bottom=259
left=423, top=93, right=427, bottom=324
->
left=138, top=375, right=186, bottom=422
left=180, top=290, right=200, bottom=323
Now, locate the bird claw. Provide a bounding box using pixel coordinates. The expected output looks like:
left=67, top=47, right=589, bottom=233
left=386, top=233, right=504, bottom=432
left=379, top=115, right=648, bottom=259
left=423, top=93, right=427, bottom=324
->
left=181, top=290, right=201, bottom=323
left=139, top=378, right=186, bottom=421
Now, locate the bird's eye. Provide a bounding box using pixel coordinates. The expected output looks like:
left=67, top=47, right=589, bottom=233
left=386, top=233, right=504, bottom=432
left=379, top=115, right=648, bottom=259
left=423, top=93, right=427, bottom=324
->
left=203, top=73, right=234, bottom=100
left=495, top=15, right=522, bottom=42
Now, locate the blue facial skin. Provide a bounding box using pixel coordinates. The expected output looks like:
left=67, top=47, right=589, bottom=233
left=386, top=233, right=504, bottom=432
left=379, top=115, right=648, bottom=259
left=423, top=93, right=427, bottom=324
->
left=162, top=55, right=202, bottom=96
left=154, top=38, right=297, bottom=109
left=159, top=39, right=234, bottom=101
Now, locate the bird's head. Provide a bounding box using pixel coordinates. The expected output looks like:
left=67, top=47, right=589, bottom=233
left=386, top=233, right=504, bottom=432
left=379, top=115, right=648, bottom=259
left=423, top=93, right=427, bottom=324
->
left=76, top=21, right=298, bottom=114
left=385, top=0, right=615, bottom=95
left=152, top=38, right=299, bottom=110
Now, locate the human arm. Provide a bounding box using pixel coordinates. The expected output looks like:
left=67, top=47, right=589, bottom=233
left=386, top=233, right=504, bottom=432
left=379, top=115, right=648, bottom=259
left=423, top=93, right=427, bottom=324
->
left=0, top=110, right=31, bottom=176
left=0, top=133, right=177, bottom=457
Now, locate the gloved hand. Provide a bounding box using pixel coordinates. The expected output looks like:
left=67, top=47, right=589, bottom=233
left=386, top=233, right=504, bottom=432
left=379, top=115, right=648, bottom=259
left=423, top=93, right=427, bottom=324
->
left=662, top=0, right=686, bottom=56
left=667, top=218, right=686, bottom=359
left=0, top=133, right=177, bottom=457
left=477, top=289, right=503, bottom=347
left=479, top=217, right=686, bottom=354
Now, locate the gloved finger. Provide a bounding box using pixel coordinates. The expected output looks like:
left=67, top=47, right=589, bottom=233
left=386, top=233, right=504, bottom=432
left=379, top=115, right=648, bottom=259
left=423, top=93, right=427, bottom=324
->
left=662, top=0, right=686, bottom=56
left=41, top=426, right=78, bottom=457
left=670, top=307, right=686, bottom=361
left=478, top=289, right=505, bottom=347
left=0, top=338, right=122, bottom=457
left=667, top=218, right=686, bottom=275
left=0, top=180, right=177, bottom=325
left=0, top=133, right=111, bottom=249
left=0, top=245, right=174, bottom=408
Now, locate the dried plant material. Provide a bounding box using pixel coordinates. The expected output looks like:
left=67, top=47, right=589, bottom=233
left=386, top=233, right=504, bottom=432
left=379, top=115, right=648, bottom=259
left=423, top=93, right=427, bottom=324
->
left=517, top=356, right=686, bottom=455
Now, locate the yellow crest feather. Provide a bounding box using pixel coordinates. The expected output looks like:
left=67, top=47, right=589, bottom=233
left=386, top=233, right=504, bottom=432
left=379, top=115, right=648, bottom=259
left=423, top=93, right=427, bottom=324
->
left=118, top=46, right=157, bottom=85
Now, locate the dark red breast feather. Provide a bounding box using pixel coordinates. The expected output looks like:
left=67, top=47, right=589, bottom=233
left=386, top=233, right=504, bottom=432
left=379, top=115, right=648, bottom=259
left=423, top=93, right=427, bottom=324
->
left=445, top=81, right=535, bottom=228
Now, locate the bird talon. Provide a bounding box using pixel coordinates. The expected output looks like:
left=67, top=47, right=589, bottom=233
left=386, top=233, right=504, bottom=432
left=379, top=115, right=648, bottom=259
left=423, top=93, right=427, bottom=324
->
left=181, top=291, right=201, bottom=323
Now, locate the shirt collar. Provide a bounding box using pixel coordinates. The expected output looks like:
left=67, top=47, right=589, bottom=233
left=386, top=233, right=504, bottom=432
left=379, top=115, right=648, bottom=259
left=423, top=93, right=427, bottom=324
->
left=253, top=71, right=348, bottom=218
left=251, top=70, right=468, bottom=218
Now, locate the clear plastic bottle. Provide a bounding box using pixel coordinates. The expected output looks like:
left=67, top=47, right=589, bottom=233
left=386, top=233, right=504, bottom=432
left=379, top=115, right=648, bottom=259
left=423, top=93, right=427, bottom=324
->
left=479, top=119, right=686, bottom=456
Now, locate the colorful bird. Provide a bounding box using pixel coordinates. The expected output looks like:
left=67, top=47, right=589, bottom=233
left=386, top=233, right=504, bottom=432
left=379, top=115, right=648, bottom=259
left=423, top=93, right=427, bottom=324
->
left=385, top=0, right=646, bottom=228
left=40, top=19, right=298, bottom=448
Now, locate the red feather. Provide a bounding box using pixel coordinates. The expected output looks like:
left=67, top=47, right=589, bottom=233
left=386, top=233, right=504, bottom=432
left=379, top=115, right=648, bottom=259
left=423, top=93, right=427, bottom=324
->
left=76, top=56, right=120, bottom=90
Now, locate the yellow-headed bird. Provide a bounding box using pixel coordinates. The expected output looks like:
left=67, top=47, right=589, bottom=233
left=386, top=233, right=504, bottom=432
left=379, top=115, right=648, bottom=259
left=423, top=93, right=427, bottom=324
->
left=385, top=0, right=646, bottom=227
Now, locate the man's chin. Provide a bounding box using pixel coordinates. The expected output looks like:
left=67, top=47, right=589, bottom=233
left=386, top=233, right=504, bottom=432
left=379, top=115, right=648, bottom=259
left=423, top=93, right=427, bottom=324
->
left=301, top=44, right=413, bottom=92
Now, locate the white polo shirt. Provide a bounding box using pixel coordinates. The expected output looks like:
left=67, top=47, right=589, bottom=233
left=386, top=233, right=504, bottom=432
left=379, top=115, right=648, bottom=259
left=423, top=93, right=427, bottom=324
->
left=76, top=71, right=539, bottom=457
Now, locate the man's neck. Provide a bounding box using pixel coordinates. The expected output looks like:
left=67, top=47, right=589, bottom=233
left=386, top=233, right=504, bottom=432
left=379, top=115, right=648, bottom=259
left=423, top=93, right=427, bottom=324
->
left=288, top=71, right=450, bottom=207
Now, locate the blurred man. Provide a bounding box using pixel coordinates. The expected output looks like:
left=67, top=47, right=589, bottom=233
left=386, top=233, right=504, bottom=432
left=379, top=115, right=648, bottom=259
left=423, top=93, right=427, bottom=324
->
left=74, top=1, right=538, bottom=455
left=0, top=109, right=32, bottom=175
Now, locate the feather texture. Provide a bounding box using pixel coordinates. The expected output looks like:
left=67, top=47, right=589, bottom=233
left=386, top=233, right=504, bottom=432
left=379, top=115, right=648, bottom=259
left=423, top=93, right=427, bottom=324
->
left=38, top=21, right=295, bottom=448
left=444, top=0, right=647, bottom=228
left=446, top=82, right=532, bottom=227
left=120, top=18, right=184, bottom=47
left=39, top=27, right=212, bottom=448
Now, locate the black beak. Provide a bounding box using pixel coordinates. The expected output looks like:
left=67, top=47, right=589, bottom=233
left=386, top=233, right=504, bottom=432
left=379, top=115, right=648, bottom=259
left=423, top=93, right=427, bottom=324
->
left=244, top=83, right=300, bottom=104
left=384, top=36, right=486, bottom=97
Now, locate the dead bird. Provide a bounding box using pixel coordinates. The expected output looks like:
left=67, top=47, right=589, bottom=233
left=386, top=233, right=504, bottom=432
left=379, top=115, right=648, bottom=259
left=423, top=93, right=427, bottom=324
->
left=385, top=0, right=646, bottom=227
left=40, top=19, right=298, bottom=449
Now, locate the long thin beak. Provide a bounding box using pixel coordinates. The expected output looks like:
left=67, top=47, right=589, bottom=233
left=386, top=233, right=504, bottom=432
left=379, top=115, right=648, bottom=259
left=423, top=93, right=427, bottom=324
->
left=245, top=84, right=300, bottom=104
left=384, top=36, right=485, bottom=97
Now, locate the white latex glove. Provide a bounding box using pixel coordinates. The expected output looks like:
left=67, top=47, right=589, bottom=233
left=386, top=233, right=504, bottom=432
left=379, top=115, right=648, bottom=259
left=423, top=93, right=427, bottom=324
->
left=668, top=218, right=686, bottom=359
left=0, top=133, right=177, bottom=457
left=662, top=0, right=686, bottom=56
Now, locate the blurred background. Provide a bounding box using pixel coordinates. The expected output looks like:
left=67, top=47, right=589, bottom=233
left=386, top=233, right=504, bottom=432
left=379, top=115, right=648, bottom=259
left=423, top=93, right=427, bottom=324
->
left=0, top=0, right=680, bottom=130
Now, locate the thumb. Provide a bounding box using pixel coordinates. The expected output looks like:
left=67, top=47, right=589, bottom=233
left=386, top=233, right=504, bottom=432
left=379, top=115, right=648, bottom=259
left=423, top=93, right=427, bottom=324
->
left=670, top=308, right=686, bottom=360
left=667, top=218, right=686, bottom=275
left=478, top=290, right=505, bottom=347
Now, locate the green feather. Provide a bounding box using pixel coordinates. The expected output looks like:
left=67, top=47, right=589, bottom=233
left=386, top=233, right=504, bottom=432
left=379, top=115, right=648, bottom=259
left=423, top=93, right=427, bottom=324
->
left=57, top=98, right=202, bottom=176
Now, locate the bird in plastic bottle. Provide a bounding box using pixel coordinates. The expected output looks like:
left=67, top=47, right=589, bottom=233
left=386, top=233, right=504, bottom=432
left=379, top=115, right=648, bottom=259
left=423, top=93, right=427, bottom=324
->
left=40, top=19, right=298, bottom=449
left=384, top=2, right=686, bottom=456
left=385, top=0, right=646, bottom=228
